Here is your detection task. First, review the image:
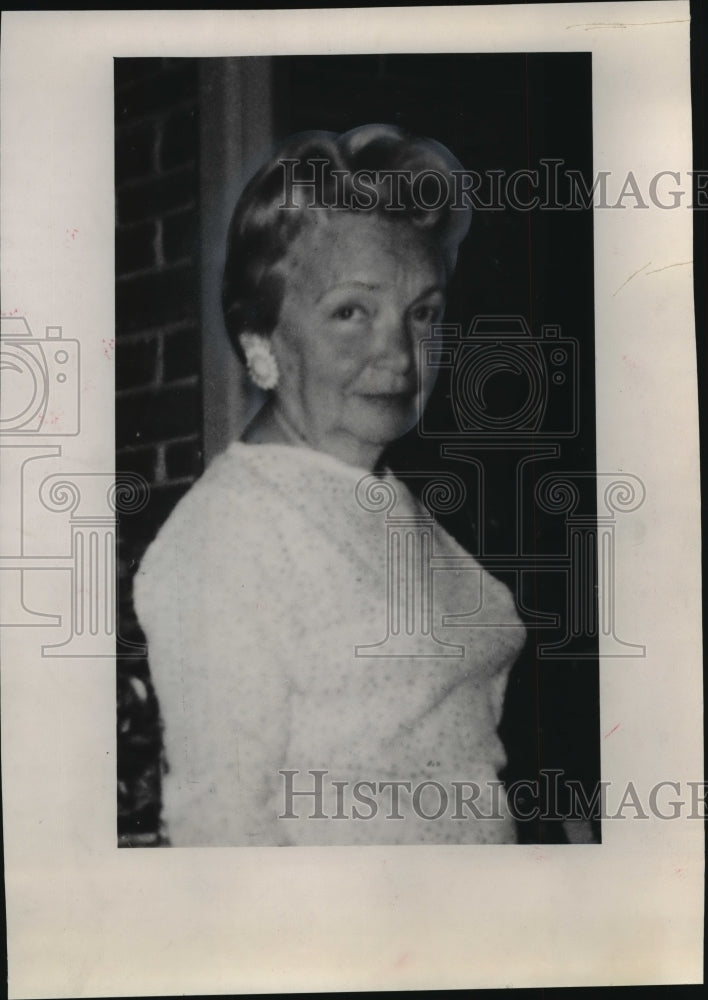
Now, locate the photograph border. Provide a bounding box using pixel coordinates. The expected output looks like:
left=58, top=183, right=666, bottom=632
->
left=1, top=4, right=702, bottom=995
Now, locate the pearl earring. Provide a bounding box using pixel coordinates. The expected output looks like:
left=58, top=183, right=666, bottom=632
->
left=239, top=333, right=279, bottom=391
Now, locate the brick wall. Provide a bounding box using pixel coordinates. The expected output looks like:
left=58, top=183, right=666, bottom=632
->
left=115, top=57, right=203, bottom=845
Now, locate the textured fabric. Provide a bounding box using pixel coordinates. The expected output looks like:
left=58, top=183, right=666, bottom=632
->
left=134, top=442, right=526, bottom=845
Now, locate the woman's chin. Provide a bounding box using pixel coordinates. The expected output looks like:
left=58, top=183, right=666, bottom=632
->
left=351, top=394, right=421, bottom=442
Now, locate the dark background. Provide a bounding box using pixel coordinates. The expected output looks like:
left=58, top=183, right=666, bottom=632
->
left=115, top=53, right=599, bottom=845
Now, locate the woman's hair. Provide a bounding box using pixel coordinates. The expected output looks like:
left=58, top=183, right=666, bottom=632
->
left=222, top=124, right=472, bottom=363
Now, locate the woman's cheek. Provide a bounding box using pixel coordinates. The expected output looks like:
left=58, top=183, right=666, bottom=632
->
left=420, top=360, right=439, bottom=403
left=315, top=343, right=363, bottom=381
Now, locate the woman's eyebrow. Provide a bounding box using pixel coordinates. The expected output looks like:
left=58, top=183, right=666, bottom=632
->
left=412, top=283, right=446, bottom=302
left=316, top=280, right=380, bottom=302
left=317, top=281, right=445, bottom=303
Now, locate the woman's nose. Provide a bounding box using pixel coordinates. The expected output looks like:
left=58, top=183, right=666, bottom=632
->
left=373, top=309, right=414, bottom=372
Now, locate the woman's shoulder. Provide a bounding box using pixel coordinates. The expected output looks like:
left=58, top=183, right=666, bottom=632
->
left=151, top=441, right=283, bottom=522
left=136, top=444, right=253, bottom=573
left=136, top=442, right=311, bottom=572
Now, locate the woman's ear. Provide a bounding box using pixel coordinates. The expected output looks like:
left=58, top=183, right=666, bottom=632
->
left=239, top=333, right=280, bottom=391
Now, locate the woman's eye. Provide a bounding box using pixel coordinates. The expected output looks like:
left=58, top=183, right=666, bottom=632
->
left=411, top=304, right=439, bottom=324
left=332, top=304, right=365, bottom=321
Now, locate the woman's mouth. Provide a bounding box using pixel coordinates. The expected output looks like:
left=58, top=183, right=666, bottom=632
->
left=359, top=382, right=418, bottom=399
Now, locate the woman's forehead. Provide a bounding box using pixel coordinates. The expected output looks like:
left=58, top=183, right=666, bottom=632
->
left=281, top=211, right=441, bottom=286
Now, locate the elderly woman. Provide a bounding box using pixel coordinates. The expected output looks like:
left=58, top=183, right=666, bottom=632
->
left=134, top=124, right=526, bottom=846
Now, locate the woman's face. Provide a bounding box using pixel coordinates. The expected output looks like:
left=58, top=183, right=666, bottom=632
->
left=269, top=211, right=446, bottom=470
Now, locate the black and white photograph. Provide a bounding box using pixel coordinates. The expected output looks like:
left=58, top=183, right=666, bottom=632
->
left=116, top=53, right=602, bottom=849
left=0, top=5, right=703, bottom=996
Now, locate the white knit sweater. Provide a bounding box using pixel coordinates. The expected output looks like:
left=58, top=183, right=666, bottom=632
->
left=134, top=442, right=526, bottom=846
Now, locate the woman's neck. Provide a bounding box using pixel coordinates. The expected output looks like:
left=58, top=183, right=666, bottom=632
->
left=240, top=398, right=306, bottom=448
left=240, top=398, right=384, bottom=472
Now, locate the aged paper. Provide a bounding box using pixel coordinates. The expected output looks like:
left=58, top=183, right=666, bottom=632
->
left=1, top=3, right=702, bottom=995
